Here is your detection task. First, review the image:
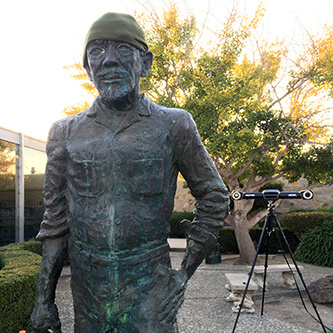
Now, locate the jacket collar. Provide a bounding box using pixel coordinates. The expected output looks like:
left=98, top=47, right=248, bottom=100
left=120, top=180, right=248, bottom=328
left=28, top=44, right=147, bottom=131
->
left=85, top=94, right=151, bottom=133
left=86, top=93, right=151, bottom=118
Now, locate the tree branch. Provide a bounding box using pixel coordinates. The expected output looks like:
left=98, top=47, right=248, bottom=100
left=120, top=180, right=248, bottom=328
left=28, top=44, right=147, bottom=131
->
left=254, top=173, right=284, bottom=189
left=248, top=200, right=282, bottom=227
left=232, top=156, right=255, bottom=181
left=267, top=69, right=314, bottom=111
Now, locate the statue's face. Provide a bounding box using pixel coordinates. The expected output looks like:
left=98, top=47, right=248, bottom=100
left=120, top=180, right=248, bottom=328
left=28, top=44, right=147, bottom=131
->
left=86, top=40, right=147, bottom=103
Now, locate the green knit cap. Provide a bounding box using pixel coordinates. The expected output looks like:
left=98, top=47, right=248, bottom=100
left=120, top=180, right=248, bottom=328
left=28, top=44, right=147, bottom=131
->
left=83, top=12, right=148, bottom=67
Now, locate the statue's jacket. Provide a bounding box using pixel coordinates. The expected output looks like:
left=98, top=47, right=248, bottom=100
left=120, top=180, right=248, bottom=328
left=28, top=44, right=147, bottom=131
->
left=36, top=93, right=229, bottom=329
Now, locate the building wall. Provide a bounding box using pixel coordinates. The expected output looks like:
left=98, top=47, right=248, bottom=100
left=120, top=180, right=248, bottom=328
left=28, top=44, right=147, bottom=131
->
left=173, top=178, right=195, bottom=212
left=276, top=178, right=333, bottom=215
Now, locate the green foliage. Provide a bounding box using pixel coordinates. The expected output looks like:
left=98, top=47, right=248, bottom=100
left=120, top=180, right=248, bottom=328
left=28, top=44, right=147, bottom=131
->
left=138, top=4, right=198, bottom=107
left=282, top=138, right=333, bottom=185
left=308, top=25, right=333, bottom=97
left=0, top=253, right=5, bottom=270
left=250, top=228, right=300, bottom=254
left=21, top=241, right=43, bottom=256
left=219, top=227, right=299, bottom=254
left=62, top=2, right=333, bottom=265
left=0, top=140, right=15, bottom=187
left=326, top=206, right=333, bottom=213
left=281, top=211, right=333, bottom=240
left=169, top=211, right=194, bottom=237
left=219, top=228, right=239, bottom=253
left=0, top=241, right=42, bottom=256
left=230, top=181, right=284, bottom=216
left=252, top=181, right=284, bottom=212
left=170, top=210, right=300, bottom=254
left=0, top=242, right=42, bottom=333
left=287, top=205, right=333, bottom=213
left=294, top=218, right=333, bottom=267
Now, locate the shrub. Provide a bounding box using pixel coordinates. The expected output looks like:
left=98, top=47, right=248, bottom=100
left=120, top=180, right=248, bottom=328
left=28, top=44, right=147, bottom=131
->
left=326, top=206, right=333, bottom=213
left=252, top=181, right=284, bottom=212
left=250, top=228, right=300, bottom=254
left=169, top=211, right=194, bottom=238
left=294, top=218, right=333, bottom=267
left=21, top=241, right=42, bottom=256
left=281, top=211, right=333, bottom=240
left=219, top=227, right=299, bottom=254
left=219, top=228, right=239, bottom=253
left=231, top=181, right=284, bottom=223
left=0, top=242, right=42, bottom=333
left=0, top=253, right=5, bottom=270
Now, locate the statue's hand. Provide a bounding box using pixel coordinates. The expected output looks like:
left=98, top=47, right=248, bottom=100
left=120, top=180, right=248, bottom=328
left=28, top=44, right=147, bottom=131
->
left=31, top=302, right=62, bottom=333
left=154, top=266, right=188, bottom=324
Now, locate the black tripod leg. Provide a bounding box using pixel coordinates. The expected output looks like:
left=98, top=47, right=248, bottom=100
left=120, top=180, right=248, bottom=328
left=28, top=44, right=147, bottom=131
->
left=271, top=213, right=328, bottom=333
left=261, top=214, right=272, bottom=316
left=231, top=212, right=270, bottom=333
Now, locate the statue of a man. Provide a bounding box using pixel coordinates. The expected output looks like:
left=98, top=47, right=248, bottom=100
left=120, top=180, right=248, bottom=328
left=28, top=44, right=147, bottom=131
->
left=31, top=13, right=229, bottom=333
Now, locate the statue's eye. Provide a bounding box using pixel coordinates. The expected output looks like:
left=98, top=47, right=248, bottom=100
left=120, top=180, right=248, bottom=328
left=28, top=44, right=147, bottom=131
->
left=116, top=44, right=133, bottom=56
left=88, top=47, right=106, bottom=57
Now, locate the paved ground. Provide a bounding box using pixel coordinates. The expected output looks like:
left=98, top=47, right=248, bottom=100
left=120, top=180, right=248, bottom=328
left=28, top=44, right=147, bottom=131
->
left=55, top=249, right=333, bottom=333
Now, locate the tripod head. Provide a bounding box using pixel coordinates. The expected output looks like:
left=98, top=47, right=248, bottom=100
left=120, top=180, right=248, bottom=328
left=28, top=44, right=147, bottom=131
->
left=231, top=189, right=313, bottom=202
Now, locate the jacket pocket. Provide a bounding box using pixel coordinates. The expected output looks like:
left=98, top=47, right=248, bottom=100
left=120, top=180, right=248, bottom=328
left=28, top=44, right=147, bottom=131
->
left=126, top=158, right=164, bottom=196
left=67, top=151, right=106, bottom=198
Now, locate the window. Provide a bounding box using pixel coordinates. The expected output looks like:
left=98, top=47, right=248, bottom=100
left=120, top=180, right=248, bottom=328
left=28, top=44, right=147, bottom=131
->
left=0, top=127, right=46, bottom=245
left=0, top=139, right=16, bottom=245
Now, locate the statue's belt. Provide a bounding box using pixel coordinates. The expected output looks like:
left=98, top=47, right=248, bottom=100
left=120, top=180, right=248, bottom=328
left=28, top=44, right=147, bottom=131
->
left=70, top=239, right=170, bottom=268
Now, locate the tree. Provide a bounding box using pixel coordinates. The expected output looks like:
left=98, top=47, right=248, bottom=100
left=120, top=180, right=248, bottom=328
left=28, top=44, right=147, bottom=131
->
left=183, top=7, right=333, bottom=264
left=63, top=2, right=333, bottom=264
left=0, top=141, right=15, bottom=187
left=135, top=2, right=199, bottom=107
left=309, top=24, right=333, bottom=95
left=62, top=2, right=200, bottom=114
left=62, top=63, right=97, bottom=116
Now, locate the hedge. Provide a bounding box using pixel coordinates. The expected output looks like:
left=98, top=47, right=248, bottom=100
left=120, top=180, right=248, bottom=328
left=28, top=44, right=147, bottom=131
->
left=252, top=181, right=284, bottom=212
left=169, top=211, right=194, bottom=238
left=219, top=227, right=300, bottom=254
left=169, top=212, right=300, bottom=254
left=229, top=181, right=284, bottom=212
left=0, top=242, right=42, bottom=333
left=0, top=252, right=5, bottom=270
left=281, top=211, right=333, bottom=240
left=294, top=217, right=333, bottom=267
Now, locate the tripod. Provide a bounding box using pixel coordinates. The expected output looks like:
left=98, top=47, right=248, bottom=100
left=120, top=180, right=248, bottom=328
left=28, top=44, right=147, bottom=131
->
left=231, top=198, right=328, bottom=333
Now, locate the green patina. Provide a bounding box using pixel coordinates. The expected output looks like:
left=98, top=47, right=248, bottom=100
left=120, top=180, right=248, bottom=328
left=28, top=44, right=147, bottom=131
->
left=105, top=300, right=133, bottom=330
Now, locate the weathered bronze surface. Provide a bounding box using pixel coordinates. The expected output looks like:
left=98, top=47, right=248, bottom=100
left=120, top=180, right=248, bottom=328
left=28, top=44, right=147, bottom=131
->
left=31, top=13, right=229, bottom=333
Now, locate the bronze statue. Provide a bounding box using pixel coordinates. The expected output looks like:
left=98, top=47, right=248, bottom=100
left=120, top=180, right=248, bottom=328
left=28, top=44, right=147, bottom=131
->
left=31, top=13, right=229, bottom=333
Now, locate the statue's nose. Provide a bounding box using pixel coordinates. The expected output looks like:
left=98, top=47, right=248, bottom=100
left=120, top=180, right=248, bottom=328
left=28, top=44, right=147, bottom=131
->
left=103, top=46, right=119, bottom=67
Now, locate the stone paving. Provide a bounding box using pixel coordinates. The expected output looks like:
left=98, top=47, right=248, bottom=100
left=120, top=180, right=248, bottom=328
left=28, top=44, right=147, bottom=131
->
left=55, top=249, right=333, bottom=333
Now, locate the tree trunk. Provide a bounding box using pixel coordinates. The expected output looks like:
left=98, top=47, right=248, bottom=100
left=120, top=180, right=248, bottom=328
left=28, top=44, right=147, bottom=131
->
left=226, top=200, right=257, bottom=265
left=233, top=220, right=256, bottom=264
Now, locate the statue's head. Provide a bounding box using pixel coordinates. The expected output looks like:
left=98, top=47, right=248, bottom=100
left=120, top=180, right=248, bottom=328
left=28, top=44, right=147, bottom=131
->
left=83, top=13, right=153, bottom=106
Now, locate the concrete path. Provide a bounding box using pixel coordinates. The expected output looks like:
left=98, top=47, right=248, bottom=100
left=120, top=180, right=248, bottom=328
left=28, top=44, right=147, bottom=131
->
left=55, top=249, right=333, bottom=333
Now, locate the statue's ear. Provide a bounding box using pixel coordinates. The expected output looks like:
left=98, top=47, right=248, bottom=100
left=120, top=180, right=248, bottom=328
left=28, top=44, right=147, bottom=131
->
left=141, top=51, right=153, bottom=77
left=85, top=65, right=93, bottom=82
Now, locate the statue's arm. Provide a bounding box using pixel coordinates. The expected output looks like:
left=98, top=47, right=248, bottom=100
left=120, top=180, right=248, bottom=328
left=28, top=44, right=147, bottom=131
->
left=31, top=237, right=68, bottom=333
left=157, top=111, right=229, bottom=324
left=174, top=111, right=230, bottom=279
left=31, top=123, right=69, bottom=333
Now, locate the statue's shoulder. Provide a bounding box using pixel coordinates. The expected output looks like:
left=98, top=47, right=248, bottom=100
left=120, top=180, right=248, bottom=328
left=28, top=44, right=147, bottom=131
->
left=148, top=102, right=196, bottom=137
left=48, top=107, right=92, bottom=140
left=54, top=106, right=90, bottom=124
left=150, top=101, right=193, bottom=124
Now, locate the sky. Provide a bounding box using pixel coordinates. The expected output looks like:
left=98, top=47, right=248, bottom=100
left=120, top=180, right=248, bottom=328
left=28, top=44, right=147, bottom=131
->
left=1, top=0, right=333, bottom=141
